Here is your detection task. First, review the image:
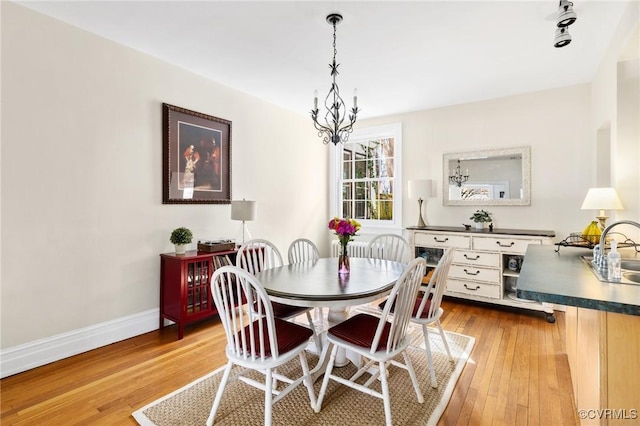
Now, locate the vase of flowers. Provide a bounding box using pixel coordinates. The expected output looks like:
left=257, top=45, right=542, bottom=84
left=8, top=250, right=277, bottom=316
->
left=469, top=209, right=492, bottom=230
left=328, top=217, right=361, bottom=275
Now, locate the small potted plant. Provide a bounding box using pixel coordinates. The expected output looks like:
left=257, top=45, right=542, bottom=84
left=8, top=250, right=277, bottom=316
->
left=170, top=227, right=193, bottom=255
left=469, top=210, right=492, bottom=230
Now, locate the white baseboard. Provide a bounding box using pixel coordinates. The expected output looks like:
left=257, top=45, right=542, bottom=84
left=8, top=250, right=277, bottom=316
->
left=0, top=308, right=160, bottom=379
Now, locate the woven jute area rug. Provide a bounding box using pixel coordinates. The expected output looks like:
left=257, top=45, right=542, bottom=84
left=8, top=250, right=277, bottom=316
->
left=133, top=318, right=474, bottom=426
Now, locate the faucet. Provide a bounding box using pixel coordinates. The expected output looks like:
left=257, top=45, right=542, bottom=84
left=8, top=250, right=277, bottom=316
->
left=593, top=220, right=640, bottom=272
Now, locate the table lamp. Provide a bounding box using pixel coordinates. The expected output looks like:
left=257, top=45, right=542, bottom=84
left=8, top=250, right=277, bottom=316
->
left=408, top=179, right=432, bottom=227
left=580, top=187, right=623, bottom=230
left=231, top=199, right=257, bottom=245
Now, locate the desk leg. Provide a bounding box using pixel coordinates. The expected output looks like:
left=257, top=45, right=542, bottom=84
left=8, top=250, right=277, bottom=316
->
left=327, top=307, right=351, bottom=367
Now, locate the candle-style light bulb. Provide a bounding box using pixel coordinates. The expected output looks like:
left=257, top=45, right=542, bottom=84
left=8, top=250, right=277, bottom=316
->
left=353, top=88, right=358, bottom=108
left=313, top=90, right=318, bottom=109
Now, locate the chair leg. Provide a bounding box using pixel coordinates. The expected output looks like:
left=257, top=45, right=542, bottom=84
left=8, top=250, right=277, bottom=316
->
left=402, top=351, right=424, bottom=403
left=306, top=310, right=322, bottom=351
left=264, top=368, right=273, bottom=426
left=299, top=352, right=317, bottom=408
left=378, top=360, right=393, bottom=426
left=437, top=321, right=454, bottom=362
left=206, top=361, right=233, bottom=426
left=314, top=343, right=338, bottom=413
left=422, top=324, right=438, bottom=388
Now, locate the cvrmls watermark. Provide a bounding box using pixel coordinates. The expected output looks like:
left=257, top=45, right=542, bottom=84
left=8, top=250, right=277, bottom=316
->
left=577, top=409, right=638, bottom=420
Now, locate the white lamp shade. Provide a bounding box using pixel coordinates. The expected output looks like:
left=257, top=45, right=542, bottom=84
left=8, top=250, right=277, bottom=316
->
left=580, top=188, right=624, bottom=210
left=408, top=179, right=432, bottom=199
left=231, top=200, right=257, bottom=221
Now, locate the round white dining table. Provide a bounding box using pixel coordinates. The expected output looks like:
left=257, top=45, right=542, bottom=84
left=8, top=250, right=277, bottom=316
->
left=255, top=257, right=406, bottom=368
left=254, top=257, right=406, bottom=309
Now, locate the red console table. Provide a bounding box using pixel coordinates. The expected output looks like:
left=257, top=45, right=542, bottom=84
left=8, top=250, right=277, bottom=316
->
left=159, top=249, right=236, bottom=339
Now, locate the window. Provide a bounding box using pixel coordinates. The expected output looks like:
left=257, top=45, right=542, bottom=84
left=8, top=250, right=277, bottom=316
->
left=330, top=123, right=402, bottom=231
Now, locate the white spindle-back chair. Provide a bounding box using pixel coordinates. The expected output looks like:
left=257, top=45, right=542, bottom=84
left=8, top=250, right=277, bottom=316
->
left=366, top=234, right=411, bottom=264
left=236, top=239, right=320, bottom=350
left=206, top=266, right=316, bottom=426
left=314, top=257, right=427, bottom=426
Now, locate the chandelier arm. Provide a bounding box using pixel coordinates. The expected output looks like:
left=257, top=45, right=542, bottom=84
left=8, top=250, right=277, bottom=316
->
left=312, top=117, right=332, bottom=134
left=311, top=112, right=335, bottom=145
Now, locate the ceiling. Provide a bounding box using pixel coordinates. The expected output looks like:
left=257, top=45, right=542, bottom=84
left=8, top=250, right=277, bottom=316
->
left=18, top=1, right=632, bottom=119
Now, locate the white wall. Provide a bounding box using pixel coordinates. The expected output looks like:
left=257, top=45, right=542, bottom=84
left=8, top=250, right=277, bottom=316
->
left=1, top=3, right=329, bottom=351
left=591, top=2, right=639, bottom=239
left=358, top=84, right=593, bottom=240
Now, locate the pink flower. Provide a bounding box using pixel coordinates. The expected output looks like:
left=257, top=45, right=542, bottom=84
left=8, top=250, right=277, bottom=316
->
left=328, top=217, right=361, bottom=245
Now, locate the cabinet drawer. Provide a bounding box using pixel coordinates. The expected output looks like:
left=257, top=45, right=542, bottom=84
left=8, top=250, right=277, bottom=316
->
left=452, top=250, right=500, bottom=268
left=449, top=264, right=501, bottom=284
left=447, top=279, right=501, bottom=299
left=472, top=236, right=542, bottom=254
left=414, top=232, right=471, bottom=249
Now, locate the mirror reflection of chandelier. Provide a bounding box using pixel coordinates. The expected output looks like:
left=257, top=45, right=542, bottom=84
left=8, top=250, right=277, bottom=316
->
left=449, top=160, right=469, bottom=187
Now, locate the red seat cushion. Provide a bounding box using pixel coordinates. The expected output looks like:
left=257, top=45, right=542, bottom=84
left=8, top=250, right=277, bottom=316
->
left=378, top=294, right=433, bottom=318
left=271, top=302, right=310, bottom=319
left=328, top=313, right=391, bottom=350
left=239, top=317, right=313, bottom=357
left=251, top=301, right=309, bottom=320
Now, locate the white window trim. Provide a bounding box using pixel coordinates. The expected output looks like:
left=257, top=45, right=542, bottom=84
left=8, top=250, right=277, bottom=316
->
left=329, top=122, right=403, bottom=237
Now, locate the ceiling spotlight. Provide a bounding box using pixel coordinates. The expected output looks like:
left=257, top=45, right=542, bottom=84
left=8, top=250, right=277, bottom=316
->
left=556, top=0, right=577, bottom=27
left=554, top=26, right=572, bottom=48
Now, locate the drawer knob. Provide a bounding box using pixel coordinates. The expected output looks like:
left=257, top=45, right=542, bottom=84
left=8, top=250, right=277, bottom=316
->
left=463, top=268, right=480, bottom=276
left=434, top=237, right=449, bottom=243
left=496, top=241, right=515, bottom=248
left=464, top=254, right=480, bottom=260
left=463, top=284, right=481, bottom=291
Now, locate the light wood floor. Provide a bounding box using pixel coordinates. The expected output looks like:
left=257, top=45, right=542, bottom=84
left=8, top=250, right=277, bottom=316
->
left=1, top=299, right=579, bottom=425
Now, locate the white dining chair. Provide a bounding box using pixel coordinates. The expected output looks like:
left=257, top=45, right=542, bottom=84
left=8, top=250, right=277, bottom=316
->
left=237, top=239, right=321, bottom=350
left=368, top=234, right=411, bottom=312
left=410, top=248, right=456, bottom=388
left=287, top=238, right=325, bottom=324
left=314, top=257, right=427, bottom=426
left=366, top=234, right=411, bottom=264
left=206, top=265, right=316, bottom=426
left=287, top=238, right=320, bottom=264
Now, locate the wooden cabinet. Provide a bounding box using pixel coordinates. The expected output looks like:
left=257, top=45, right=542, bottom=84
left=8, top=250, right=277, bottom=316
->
left=408, top=226, right=556, bottom=322
left=566, top=307, right=640, bottom=425
left=159, top=249, right=236, bottom=339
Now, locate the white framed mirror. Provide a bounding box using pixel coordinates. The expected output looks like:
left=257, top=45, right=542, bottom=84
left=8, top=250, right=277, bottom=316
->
left=443, top=146, right=531, bottom=206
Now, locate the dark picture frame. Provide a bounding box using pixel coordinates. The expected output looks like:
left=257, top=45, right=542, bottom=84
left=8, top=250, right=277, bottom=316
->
left=162, top=103, right=232, bottom=204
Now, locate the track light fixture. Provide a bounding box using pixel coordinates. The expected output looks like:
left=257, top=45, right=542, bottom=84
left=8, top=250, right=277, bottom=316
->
left=553, top=1, right=577, bottom=48
left=554, top=27, right=571, bottom=48
left=556, top=0, right=577, bottom=27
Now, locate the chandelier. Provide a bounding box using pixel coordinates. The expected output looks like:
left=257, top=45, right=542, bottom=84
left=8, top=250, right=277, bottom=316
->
left=311, top=13, right=359, bottom=145
left=449, top=160, right=469, bottom=187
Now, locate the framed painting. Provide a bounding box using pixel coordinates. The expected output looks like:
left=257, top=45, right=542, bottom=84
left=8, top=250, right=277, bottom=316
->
left=162, top=103, right=232, bottom=204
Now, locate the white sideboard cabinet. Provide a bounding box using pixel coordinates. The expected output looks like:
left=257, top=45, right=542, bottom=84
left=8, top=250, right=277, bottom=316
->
left=408, top=226, right=556, bottom=322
